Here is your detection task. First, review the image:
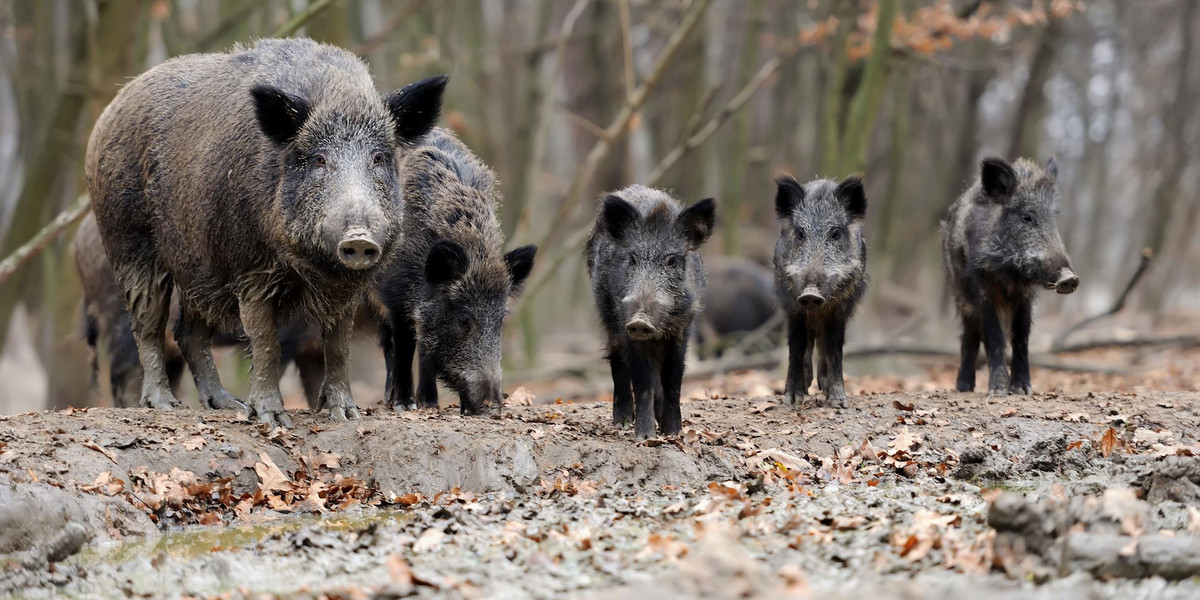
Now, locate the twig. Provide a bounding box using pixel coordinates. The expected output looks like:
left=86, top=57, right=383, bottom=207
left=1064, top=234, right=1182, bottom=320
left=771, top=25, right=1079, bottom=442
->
left=726, top=311, right=784, bottom=356
left=646, top=55, right=780, bottom=185
left=684, top=84, right=723, bottom=136
left=1052, top=248, right=1153, bottom=349
left=354, top=0, right=429, bottom=56
left=618, top=0, right=635, bottom=102
left=559, top=108, right=610, bottom=140
left=1051, top=333, right=1200, bottom=354
left=0, top=195, right=90, bottom=286
left=272, top=0, right=337, bottom=38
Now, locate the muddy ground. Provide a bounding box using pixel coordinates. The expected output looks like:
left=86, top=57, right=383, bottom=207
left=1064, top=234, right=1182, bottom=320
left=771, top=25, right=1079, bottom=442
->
left=2, top=381, right=1200, bottom=599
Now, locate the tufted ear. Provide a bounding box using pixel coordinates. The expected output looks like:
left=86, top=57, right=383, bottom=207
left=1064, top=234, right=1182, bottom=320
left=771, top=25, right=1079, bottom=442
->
left=835, top=176, right=867, bottom=222
left=774, top=175, right=804, bottom=220
left=677, top=198, right=716, bottom=249
left=1045, top=156, right=1059, bottom=182
left=384, top=75, right=448, bottom=145
left=601, top=193, right=640, bottom=243
left=424, top=240, right=469, bottom=286
left=504, top=245, right=537, bottom=293
left=251, top=85, right=311, bottom=146
left=980, top=156, right=1016, bottom=200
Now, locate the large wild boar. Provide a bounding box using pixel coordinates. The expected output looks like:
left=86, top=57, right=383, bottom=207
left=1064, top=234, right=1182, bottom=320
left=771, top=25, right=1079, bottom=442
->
left=374, top=128, right=536, bottom=415
left=773, top=175, right=868, bottom=409
left=942, top=157, right=1079, bottom=396
left=72, top=214, right=325, bottom=408
left=586, top=187, right=715, bottom=440
left=85, top=38, right=446, bottom=426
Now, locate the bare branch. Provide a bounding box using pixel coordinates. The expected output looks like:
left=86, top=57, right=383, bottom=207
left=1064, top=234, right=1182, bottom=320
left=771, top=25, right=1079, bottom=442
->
left=559, top=108, right=610, bottom=140
left=0, top=195, right=90, bottom=286
left=272, top=0, right=337, bottom=38
left=354, top=0, right=430, bottom=56
left=1052, top=248, right=1154, bottom=349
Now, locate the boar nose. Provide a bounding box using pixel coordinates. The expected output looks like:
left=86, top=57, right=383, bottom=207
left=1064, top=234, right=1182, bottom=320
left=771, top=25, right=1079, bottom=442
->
left=1054, top=268, right=1079, bottom=295
left=337, top=228, right=381, bottom=270
left=625, top=314, right=659, bottom=341
left=797, top=287, right=825, bottom=309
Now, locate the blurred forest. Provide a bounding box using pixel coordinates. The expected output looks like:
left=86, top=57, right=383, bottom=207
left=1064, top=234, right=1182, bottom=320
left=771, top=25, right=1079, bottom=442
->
left=1, top=0, right=1198, bottom=412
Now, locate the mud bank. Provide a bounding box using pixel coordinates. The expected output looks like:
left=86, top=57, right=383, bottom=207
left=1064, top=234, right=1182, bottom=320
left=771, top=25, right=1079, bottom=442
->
left=2, top=389, right=1199, bottom=598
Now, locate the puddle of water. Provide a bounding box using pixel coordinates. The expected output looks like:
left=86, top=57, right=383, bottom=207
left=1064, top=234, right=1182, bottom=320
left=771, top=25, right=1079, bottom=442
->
left=73, top=508, right=413, bottom=566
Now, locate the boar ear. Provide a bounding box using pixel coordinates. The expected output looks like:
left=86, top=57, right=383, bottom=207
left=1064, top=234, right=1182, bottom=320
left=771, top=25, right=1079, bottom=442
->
left=1045, top=156, right=1059, bottom=181
left=774, top=175, right=804, bottom=220
left=601, top=194, right=640, bottom=242
left=504, top=245, right=537, bottom=293
left=677, top=198, right=716, bottom=249
left=425, top=240, right=469, bottom=286
left=251, top=85, right=311, bottom=146
left=835, top=176, right=867, bottom=221
left=980, top=156, right=1016, bottom=200
left=385, top=75, right=448, bottom=146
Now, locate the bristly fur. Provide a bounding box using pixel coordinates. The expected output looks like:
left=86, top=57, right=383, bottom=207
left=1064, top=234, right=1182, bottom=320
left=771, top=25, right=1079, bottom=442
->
left=375, top=127, right=535, bottom=415
left=85, top=37, right=444, bottom=423
left=941, top=155, right=1076, bottom=396
left=772, top=175, right=869, bottom=409
left=586, top=185, right=715, bottom=440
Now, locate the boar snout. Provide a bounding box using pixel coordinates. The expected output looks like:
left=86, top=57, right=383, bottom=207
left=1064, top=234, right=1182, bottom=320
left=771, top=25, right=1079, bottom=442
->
left=625, top=314, right=659, bottom=341
left=1053, top=268, right=1079, bottom=294
left=337, top=228, right=381, bottom=270
left=797, top=286, right=826, bottom=309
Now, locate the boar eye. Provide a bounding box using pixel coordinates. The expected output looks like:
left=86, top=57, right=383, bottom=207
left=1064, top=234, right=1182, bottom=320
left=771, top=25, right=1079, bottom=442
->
left=795, top=227, right=806, bottom=242
left=372, top=150, right=389, bottom=166
left=1022, top=214, right=1035, bottom=224
left=664, top=254, right=682, bottom=268
left=628, top=255, right=638, bottom=267
left=458, top=316, right=475, bottom=334
left=829, top=228, right=842, bottom=241
left=311, top=153, right=327, bottom=167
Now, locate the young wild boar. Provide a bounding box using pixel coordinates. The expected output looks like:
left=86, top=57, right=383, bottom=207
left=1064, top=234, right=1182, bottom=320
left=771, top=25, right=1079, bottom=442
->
left=586, top=187, right=715, bottom=440
left=374, top=128, right=536, bottom=415
left=773, top=175, right=868, bottom=409
left=85, top=38, right=446, bottom=426
left=694, top=257, right=778, bottom=358
left=73, top=213, right=326, bottom=407
left=942, top=157, right=1079, bottom=395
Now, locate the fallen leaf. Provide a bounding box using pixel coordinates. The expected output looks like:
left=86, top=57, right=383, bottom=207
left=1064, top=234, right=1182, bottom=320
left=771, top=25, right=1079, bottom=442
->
left=183, top=437, right=206, bottom=451
left=84, top=441, right=118, bottom=464
left=888, top=427, right=920, bottom=454
left=892, top=400, right=915, bottom=411
left=529, top=428, right=545, bottom=440
left=388, top=554, right=414, bottom=585
left=999, top=407, right=1018, bottom=417
left=751, top=400, right=777, bottom=414
left=506, top=387, right=536, bottom=406
left=413, top=527, right=446, bottom=553
left=255, top=452, right=292, bottom=493
left=832, top=515, right=867, bottom=530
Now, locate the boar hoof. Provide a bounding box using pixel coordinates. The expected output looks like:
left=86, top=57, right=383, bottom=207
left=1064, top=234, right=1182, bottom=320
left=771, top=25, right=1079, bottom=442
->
left=140, top=387, right=180, bottom=410
left=1009, top=381, right=1033, bottom=395
left=824, top=389, right=849, bottom=409
left=389, top=400, right=418, bottom=412
left=321, top=388, right=361, bottom=421
left=634, top=428, right=655, bottom=442
left=252, top=392, right=292, bottom=428
left=202, top=388, right=248, bottom=412
left=987, top=386, right=1010, bottom=398
left=784, top=391, right=805, bottom=407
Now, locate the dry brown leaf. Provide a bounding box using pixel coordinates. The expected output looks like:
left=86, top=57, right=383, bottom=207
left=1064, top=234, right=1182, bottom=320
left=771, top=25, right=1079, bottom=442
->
left=413, top=527, right=446, bottom=553
left=506, top=387, right=536, bottom=406
left=892, top=400, right=915, bottom=412
left=388, top=554, right=415, bottom=585
left=80, top=471, right=125, bottom=495
left=182, top=436, right=206, bottom=451
left=255, top=452, right=292, bottom=493
left=888, top=427, right=920, bottom=454
left=83, top=441, right=118, bottom=464
left=754, top=449, right=812, bottom=472
left=832, top=515, right=867, bottom=530
left=999, top=407, right=1018, bottom=417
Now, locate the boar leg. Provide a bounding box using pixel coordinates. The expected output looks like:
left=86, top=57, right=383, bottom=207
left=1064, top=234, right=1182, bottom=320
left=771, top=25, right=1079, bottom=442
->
left=123, top=266, right=179, bottom=410
left=626, top=345, right=657, bottom=441
left=980, top=300, right=1010, bottom=396
left=1009, top=298, right=1033, bottom=395
left=658, top=339, right=686, bottom=436
left=609, top=348, right=634, bottom=427
left=177, top=310, right=247, bottom=411
left=292, top=343, right=326, bottom=411
left=784, top=313, right=809, bottom=405
left=805, top=326, right=817, bottom=394
left=955, top=313, right=981, bottom=392
left=386, top=315, right=419, bottom=411
left=319, top=313, right=361, bottom=421
left=237, top=299, right=292, bottom=427
left=820, top=318, right=849, bottom=408
left=416, top=351, right=440, bottom=409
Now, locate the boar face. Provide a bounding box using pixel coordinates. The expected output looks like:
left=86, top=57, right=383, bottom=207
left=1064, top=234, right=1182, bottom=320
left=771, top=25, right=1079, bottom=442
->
left=251, top=76, right=447, bottom=273
left=974, top=157, right=1078, bottom=293
left=419, top=241, right=536, bottom=413
left=600, top=194, right=715, bottom=342
left=773, top=176, right=867, bottom=311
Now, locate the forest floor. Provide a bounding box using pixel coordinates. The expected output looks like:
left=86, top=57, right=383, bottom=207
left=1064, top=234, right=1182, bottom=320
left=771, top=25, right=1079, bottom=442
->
left=3, top=351, right=1200, bottom=599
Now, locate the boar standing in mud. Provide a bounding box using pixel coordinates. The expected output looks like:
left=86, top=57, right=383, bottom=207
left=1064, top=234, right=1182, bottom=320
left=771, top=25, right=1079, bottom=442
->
left=85, top=38, right=446, bottom=426
left=587, top=187, right=716, bottom=440
left=374, top=128, right=536, bottom=415
left=73, top=213, right=326, bottom=408
left=942, top=157, right=1079, bottom=396
left=773, top=175, right=868, bottom=409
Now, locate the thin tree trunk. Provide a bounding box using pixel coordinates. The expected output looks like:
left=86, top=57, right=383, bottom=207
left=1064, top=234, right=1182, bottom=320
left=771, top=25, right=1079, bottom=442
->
left=1007, top=20, right=1061, bottom=159
left=838, top=0, right=898, bottom=175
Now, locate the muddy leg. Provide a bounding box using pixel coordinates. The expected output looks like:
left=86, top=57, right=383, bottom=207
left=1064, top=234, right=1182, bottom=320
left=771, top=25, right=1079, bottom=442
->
left=610, top=347, right=634, bottom=427
left=387, top=314, right=419, bottom=411
left=784, top=313, right=808, bottom=405
left=123, top=266, right=178, bottom=410
left=659, top=338, right=686, bottom=436
left=238, top=298, right=291, bottom=427
left=1009, top=298, right=1033, bottom=395
left=981, top=300, right=1009, bottom=396
left=416, top=350, right=439, bottom=409
left=804, top=328, right=816, bottom=394
left=177, top=310, right=246, bottom=411
left=293, top=344, right=325, bottom=411
left=319, top=312, right=360, bottom=421
left=626, top=344, right=657, bottom=441
left=820, top=318, right=848, bottom=408
left=956, top=313, right=981, bottom=392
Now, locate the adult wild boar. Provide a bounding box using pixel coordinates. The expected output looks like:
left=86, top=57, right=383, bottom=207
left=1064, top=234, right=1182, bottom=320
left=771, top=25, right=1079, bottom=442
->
left=85, top=38, right=446, bottom=426
left=374, top=128, right=536, bottom=415
left=587, top=187, right=715, bottom=440
left=942, top=156, right=1079, bottom=396
left=773, top=175, right=868, bottom=409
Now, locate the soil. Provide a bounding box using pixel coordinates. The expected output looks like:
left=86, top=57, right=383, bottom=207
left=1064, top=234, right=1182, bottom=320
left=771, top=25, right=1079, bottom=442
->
left=2, top=384, right=1200, bottom=599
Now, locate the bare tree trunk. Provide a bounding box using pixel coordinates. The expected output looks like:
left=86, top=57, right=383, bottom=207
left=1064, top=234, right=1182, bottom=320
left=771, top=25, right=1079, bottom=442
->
left=838, top=0, right=898, bottom=175
left=1007, top=20, right=1061, bottom=159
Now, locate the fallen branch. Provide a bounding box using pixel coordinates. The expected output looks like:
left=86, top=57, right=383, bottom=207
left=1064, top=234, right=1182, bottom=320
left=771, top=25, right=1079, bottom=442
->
left=1051, top=333, right=1200, bottom=354
left=1053, top=248, right=1153, bottom=349
left=0, top=195, right=90, bottom=286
